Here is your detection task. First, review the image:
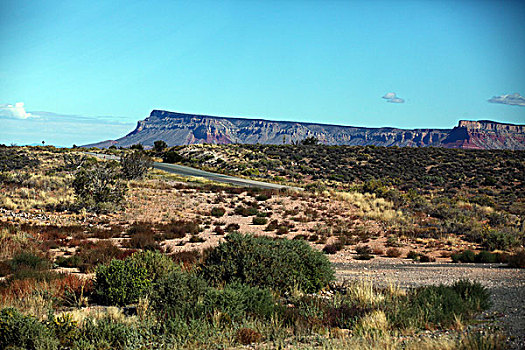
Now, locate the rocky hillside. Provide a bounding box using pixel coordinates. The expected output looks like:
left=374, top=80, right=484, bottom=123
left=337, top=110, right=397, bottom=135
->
left=84, top=110, right=525, bottom=150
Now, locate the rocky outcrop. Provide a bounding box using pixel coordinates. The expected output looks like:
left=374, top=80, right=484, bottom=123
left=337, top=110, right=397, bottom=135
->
left=441, top=120, right=525, bottom=150
left=83, top=110, right=525, bottom=150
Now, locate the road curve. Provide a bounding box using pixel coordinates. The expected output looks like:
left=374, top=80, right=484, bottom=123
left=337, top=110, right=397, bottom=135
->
left=84, top=152, right=300, bottom=191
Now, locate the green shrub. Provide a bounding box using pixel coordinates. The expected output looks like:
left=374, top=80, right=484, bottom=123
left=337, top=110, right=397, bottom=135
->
left=94, top=259, right=151, bottom=306
left=76, top=316, right=144, bottom=349
left=451, top=280, right=491, bottom=310
left=55, top=255, right=83, bottom=268
left=0, top=307, right=58, bottom=350
left=210, top=207, right=226, bottom=218
left=451, top=250, right=501, bottom=264
left=9, top=251, right=52, bottom=280
left=10, top=251, right=51, bottom=272
left=392, top=280, right=491, bottom=329
left=201, top=234, right=334, bottom=294
left=234, top=205, right=259, bottom=217
left=354, top=245, right=373, bottom=260
left=127, top=250, right=176, bottom=283
left=153, top=140, right=168, bottom=152
left=202, top=283, right=276, bottom=320
left=451, top=250, right=476, bottom=263
left=252, top=217, right=268, bottom=225
left=406, top=250, right=419, bottom=261
left=120, top=151, right=152, bottom=180
left=481, top=228, right=519, bottom=251
left=72, top=162, right=126, bottom=212
left=151, top=269, right=210, bottom=319
left=474, top=251, right=499, bottom=263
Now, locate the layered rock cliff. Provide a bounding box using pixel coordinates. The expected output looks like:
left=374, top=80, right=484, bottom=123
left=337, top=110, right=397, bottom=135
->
left=84, top=110, right=525, bottom=150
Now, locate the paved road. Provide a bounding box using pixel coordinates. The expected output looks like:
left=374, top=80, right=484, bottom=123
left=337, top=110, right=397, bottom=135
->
left=84, top=152, right=300, bottom=190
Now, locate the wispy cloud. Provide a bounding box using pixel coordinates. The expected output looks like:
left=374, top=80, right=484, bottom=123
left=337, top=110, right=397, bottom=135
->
left=0, top=102, right=35, bottom=119
left=382, top=92, right=405, bottom=103
left=2, top=103, right=135, bottom=147
left=488, top=93, right=525, bottom=107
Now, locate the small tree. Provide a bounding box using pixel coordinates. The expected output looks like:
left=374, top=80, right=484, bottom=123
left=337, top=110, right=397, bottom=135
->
left=153, top=140, right=168, bottom=152
left=300, top=137, right=319, bottom=146
left=120, top=151, right=152, bottom=180
left=162, top=149, right=185, bottom=163
left=73, top=161, right=126, bottom=212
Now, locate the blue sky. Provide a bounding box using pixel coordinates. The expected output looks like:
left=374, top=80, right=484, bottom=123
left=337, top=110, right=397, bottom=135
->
left=1, top=0, right=524, bottom=146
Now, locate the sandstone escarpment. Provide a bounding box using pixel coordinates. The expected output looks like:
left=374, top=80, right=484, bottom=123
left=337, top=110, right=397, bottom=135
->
left=83, top=110, right=525, bottom=150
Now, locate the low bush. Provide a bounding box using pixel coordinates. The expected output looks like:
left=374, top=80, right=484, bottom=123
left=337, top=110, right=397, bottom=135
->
left=225, top=223, right=240, bottom=232
left=126, top=233, right=160, bottom=251
left=0, top=307, right=58, bottom=349
left=236, top=328, right=262, bottom=345
left=77, top=315, right=144, bottom=349
left=213, top=226, right=225, bottom=235
left=72, top=161, right=126, bottom=212
left=9, top=251, right=51, bottom=272
left=474, top=251, right=499, bottom=263
left=210, top=207, right=226, bottom=218
left=94, top=258, right=151, bottom=306
left=55, top=254, right=83, bottom=269
left=151, top=269, right=210, bottom=319
left=392, top=280, right=491, bottom=329
left=508, top=249, right=525, bottom=268
left=252, top=217, right=268, bottom=225
left=202, top=283, right=276, bottom=320
left=76, top=241, right=132, bottom=273
left=323, top=241, right=343, bottom=255
left=127, top=250, right=176, bottom=283
left=201, top=233, right=334, bottom=294
left=481, top=227, right=520, bottom=251
left=419, top=254, right=436, bottom=262
left=158, top=220, right=200, bottom=239
left=234, top=205, right=259, bottom=217
left=354, top=245, right=373, bottom=260
left=452, top=250, right=501, bottom=264
left=406, top=250, right=419, bottom=260
left=189, top=235, right=206, bottom=243
left=386, top=247, right=402, bottom=258
left=451, top=250, right=476, bottom=263
left=8, top=250, right=52, bottom=280
left=120, top=151, right=152, bottom=180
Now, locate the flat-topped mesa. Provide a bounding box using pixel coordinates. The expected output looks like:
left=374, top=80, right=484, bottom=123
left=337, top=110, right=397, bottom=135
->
left=458, top=120, right=525, bottom=133
left=82, top=110, right=525, bottom=150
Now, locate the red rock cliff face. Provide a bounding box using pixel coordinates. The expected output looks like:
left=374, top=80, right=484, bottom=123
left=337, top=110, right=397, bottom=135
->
left=83, top=111, right=525, bottom=150
left=442, top=120, right=525, bottom=150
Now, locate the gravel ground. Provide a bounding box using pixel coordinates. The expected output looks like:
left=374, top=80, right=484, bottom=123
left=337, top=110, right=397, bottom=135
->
left=334, top=259, right=525, bottom=349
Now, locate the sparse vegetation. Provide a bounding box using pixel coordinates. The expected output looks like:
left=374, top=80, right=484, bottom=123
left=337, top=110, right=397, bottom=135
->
left=0, top=145, right=521, bottom=348
left=73, top=161, right=126, bottom=212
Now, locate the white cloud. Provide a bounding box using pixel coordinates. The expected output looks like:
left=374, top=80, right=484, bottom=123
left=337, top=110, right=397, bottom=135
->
left=0, top=102, right=35, bottom=119
left=488, top=93, right=525, bottom=107
left=388, top=97, right=405, bottom=103
left=382, top=92, right=405, bottom=103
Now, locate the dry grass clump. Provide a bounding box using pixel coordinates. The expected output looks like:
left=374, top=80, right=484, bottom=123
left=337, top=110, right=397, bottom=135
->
left=335, top=191, right=403, bottom=223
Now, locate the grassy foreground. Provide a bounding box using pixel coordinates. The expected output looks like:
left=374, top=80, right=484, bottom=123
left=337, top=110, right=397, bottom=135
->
left=1, top=235, right=497, bottom=349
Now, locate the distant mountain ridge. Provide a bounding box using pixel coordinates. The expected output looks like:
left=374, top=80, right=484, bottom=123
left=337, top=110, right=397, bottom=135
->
left=84, top=110, right=525, bottom=150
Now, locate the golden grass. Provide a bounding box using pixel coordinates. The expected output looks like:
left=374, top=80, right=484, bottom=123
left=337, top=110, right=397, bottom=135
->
left=335, top=191, right=403, bottom=223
